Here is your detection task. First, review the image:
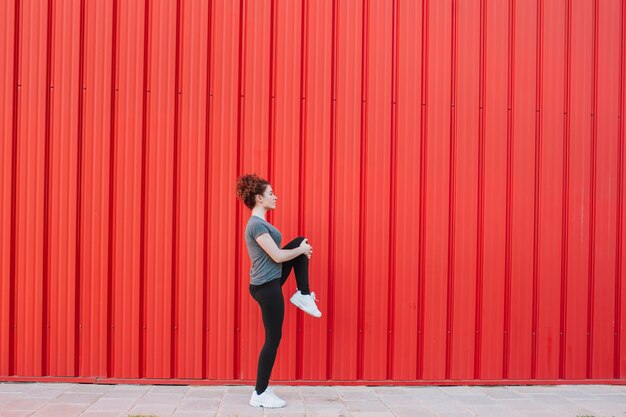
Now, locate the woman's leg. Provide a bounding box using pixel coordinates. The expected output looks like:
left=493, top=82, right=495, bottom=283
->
left=279, top=236, right=310, bottom=294
left=249, top=279, right=284, bottom=394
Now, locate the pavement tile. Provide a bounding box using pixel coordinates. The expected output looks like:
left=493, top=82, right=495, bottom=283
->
left=176, top=397, right=221, bottom=411
left=388, top=405, right=438, bottom=417
left=453, top=394, right=497, bottom=406
left=497, top=398, right=548, bottom=411
left=264, top=411, right=306, bottom=416
left=126, top=403, right=177, bottom=416
left=350, top=412, right=395, bottom=417
left=421, top=398, right=474, bottom=414
left=186, top=387, right=226, bottom=398
left=305, top=397, right=349, bottom=409
left=0, top=412, right=37, bottom=417
left=50, top=392, right=103, bottom=404
left=305, top=408, right=352, bottom=417
left=30, top=403, right=87, bottom=417
left=0, top=383, right=37, bottom=393
left=225, top=385, right=252, bottom=394
left=548, top=388, right=596, bottom=399
left=2, top=398, right=48, bottom=411
left=371, top=387, right=407, bottom=396
left=344, top=400, right=389, bottom=412
left=478, top=386, right=523, bottom=399
left=172, top=412, right=217, bottom=417
left=567, top=398, right=626, bottom=414
left=217, top=405, right=264, bottom=417
left=527, top=393, right=582, bottom=405
left=85, top=397, right=137, bottom=412
left=433, top=411, right=477, bottom=417
left=338, top=390, right=377, bottom=401
left=300, top=386, right=338, bottom=397
left=404, top=386, right=450, bottom=399
left=136, top=393, right=184, bottom=404
left=375, top=394, right=422, bottom=407
left=19, top=389, right=65, bottom=400
left=595, top=393, right=626, bottom=404
left=220, top=393, right=250, bottom=408
left=463, top=404, right=525, bottom=417
left=78, top=413, right=126, bottom=417
left=71, top=384, right=115, bottom=394
left=148, top=385, right=189, bottom=394
left=100, top=390, right=146, bottom=399
left=508, top=385, right=556, bottom=393
left=440, top=386, right=485, bottom=396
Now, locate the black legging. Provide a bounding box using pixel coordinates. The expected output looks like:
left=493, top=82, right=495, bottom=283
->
left=249, top=236, right=311, bottom=394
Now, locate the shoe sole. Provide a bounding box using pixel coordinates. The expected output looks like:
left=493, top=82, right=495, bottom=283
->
left=289, top=296, right=322, bottom=318
left=249, top=400, right=286, bottom=408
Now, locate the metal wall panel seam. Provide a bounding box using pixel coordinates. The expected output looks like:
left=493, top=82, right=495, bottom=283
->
left=234, top=0, right=246, bottom=380
left=445, top=0, right=458, bottom=381
left=170, top=0, right=182, bottom=380
left=296, top=0, right=308, bottom=381
left=201, top=0, right=214, bottom=381
left=615, top=0, right=625, bottom=380
left=417, top=0, right=428, bottom=381
left=267, top=0, right=276, bottom=190
left=386, top=0, right=398, bottom=381
left=106, top=0, right=119, bottom=379
left=42, top=0, right=54, bottom=377
left=585, top=0, right=599, bottom=380
left=356, top=0, right=369, bottom=381
left=326, top=0, right=338, bottom=381
left=531, top=0, right=543, bottom=380
left=474, top=0, right=486, bottom=380
left=75, top=0, right=87, bottom=377
left=503, top=0, right=514, bottom=380
left=9, top=0, right=21, bottom=377
left=139, top=0, right=151, bottom=380
left=559, top=0, right=571, bottom=380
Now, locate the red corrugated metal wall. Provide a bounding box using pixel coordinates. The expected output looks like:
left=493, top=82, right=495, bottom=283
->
left=0, top=0, right=625, bottom=384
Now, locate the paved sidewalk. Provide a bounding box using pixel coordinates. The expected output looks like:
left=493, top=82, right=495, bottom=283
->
left=0, top=382, right=624, bottom=417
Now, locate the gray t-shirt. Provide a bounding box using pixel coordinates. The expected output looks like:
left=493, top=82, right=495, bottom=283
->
left=245, top=215, right=282, bottom=285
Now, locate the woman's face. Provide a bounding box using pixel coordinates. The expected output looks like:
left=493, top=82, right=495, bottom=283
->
left=256, top=185, right=278, bottom=210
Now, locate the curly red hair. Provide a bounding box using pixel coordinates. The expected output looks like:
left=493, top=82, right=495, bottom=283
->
left=236, top=173, right=270, bottom=210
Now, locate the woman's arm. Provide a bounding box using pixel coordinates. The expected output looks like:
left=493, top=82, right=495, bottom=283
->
left=256, top=233, right=306, bottom=263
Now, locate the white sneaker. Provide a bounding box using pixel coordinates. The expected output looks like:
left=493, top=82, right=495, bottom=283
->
left=249, top=387, right=286, bottom=408
left=290, top=290, right=322, bottom=318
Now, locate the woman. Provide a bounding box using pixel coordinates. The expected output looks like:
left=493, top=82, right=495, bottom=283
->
left=236, top=173, right=322, bottom=409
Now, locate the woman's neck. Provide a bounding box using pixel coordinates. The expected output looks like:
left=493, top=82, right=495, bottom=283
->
left=251, top=207, right=267, bottom=220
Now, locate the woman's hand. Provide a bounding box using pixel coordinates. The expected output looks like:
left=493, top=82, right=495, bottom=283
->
left=300, top=238, right=313, bottom=259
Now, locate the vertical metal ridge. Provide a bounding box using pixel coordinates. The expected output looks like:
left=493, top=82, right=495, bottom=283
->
left=586, top=0, right=599, bottom=379
left=386, top=0, right=399, bottom=381
left=357, top=0, right=370, bottom=381
left=474, top=0, right=487, bottom=380
left=445, top=0, right=458, bottom=381
left=234, top=0, right=246, bottom=380
left=74, top=0, right=87, bottom=377
left=296, top=0, right=309, bottom=381
left=202, top=0, right=214, bottom=381
left=139, top=0, right=151, bottom=379
left=615, top=0, right=625, bottom=380
left=42, top=0, right=54, bottom=376
left=326, top=0, right=338, bottom=381
left=9, top=0, right=21, bottom=377
left=503, top=0, right=515, bottom=380
left=417, top=0, right=429, bottom=380
left=531, top=0, right=543, bottom=380
left=106, top=0, right=119, bottom=378
left=170, top=0, right=182, bottom=380
left=559, top=0, right=572, bottom=380
left=267, top=0, right=276, bottom=189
